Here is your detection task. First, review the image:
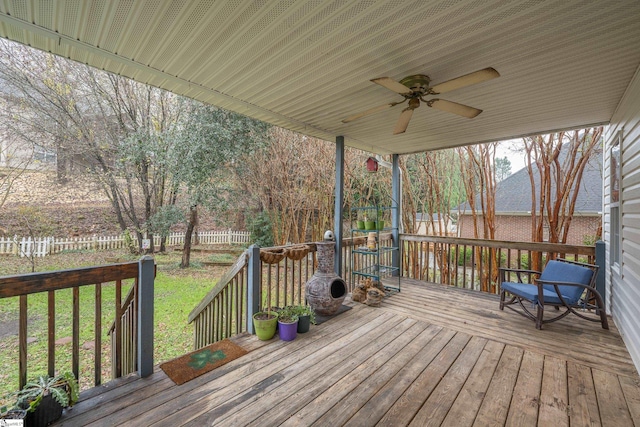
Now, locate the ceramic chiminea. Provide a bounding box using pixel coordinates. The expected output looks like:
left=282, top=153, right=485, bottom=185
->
left=305, top=237, right=347, bottom=316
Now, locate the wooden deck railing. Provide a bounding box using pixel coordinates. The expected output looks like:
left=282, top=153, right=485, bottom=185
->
left=189, top=236, right=394, bottom=349
left=188, top=252, right=250, bottom=349
left=188, top=243, right=320, bottom=349
left=107, top=285, right=137, bottom=379
left=0, top=257, right=155, bottom=390
left=400, top=234, right=596, bottom=294
left=189, top=234, right=598, bottom=349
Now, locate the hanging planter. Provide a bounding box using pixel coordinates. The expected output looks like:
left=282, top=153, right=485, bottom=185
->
left=284, top=244, right=312, bottom=261
left=260, top=248, right=285, bottom=264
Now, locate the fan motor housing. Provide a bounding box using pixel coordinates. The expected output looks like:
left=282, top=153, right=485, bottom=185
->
left=399, top=74, right=431, bottom=95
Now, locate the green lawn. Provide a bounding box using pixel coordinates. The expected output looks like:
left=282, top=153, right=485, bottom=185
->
left=0, top=248, right=234, bottom=404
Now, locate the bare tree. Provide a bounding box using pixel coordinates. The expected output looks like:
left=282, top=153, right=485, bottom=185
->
left=238, top=128, right=338, bottom=245
left=457, top=143, right=500, bottom=292
left=523, top=128, right=603, bottom=268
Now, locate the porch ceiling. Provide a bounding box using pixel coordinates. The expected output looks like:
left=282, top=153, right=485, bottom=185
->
left=1, top=1, right=639, bottom=155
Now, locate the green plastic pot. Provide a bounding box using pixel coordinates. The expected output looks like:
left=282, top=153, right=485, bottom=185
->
left=364, top=221, right=376, bottom=230
left=376, top=220, right=385, bottom=230
left=356, top=220, right=365, bottom=230
left=253, top=311, right=278, bottom=340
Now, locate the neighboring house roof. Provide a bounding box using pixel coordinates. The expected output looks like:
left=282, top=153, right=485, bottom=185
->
left=458, top=150, right=602, bottom=215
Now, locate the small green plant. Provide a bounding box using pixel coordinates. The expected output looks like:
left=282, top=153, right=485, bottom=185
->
left=277, top=308, right=298, bottom=324
left=284, top=305, right=316, bottom=324
left=14, top=372, right=79, bottom=413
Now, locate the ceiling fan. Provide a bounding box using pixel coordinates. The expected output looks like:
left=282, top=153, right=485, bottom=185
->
left=342, top=67, right=500, bottom=135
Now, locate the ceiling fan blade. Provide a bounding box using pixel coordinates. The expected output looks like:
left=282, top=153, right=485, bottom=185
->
left=371, top=77, right=412, bottom=95
left=428, top=99, right=482, bottom=118
left=430, top=67, right=500, bottom=94
left=393, top=108, right=415, bottom=134
left=342, top=101, right=402, bottom=123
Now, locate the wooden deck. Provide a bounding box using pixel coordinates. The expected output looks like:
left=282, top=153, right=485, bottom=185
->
left=55, top=279, right=640, bottom=426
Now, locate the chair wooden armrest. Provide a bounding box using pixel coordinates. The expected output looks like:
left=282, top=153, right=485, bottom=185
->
left=499, top=267, right=541, bottom=284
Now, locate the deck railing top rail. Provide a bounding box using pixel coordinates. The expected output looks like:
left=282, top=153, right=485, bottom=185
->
left=400, top=234, right=595, bottom=256
left=0, top=261, right=140, bottom=298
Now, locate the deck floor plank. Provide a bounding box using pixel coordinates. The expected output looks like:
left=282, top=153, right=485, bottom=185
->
left=538, top=356, right=569, bottom=427
left=592, top=368, right=635, bottom=427
left=408, top=336, right=488, bottom=426
left=440, top=340, right=505, bottom=427
left=619, top=374, right=640, bottom=423
left=390, top=282, right=628, bottom=350
left=505, top=351, right=544, bottom=427
left=567, top=362, right=601, bottom=427
left=52, top=280, right=640, bottom=427
left=375, top=332, right=472, bottom=426
left=472, top=345, right=524, bottom=426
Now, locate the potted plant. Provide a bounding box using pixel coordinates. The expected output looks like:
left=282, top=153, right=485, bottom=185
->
left=376, top=208, right=385, bottom=230
left=288, top=305, right=316, bottom=333
left=14, top=371, right=79, bottom=427
left=252, top=293, right=278, bottom=340
left=277, top=307, right=299, bottom=341
left=356, top=210, right=365, bottom=230
left=364, top=209, right=376, bottom=230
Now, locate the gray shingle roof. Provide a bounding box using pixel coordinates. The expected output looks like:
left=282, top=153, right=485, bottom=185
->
left=459, top=151, right=602, bottom=214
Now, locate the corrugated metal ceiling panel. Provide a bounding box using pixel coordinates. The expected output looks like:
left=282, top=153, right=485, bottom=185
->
left=1, top=0, right=639, bottom=155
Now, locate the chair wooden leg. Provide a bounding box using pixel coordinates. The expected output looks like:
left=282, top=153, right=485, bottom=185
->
left=536, top=304, right=543, bottom=329
left=499, top=290, right=506, bottom=310
left=591, top=290, right=610, bottom=330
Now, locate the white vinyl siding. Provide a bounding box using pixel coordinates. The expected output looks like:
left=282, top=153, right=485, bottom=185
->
left=604, top=64, right=640, bottom=372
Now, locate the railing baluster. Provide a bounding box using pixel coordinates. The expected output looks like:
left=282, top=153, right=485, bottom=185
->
left=114, top=280, right=122, bottom=378
left=19, top=295, right=27, bottom=389
left=461, top=245, right=468, bottom=289
left=226, top=286, right=232, bottom=338
left=47, top=291, right=55, bottom=377
left=73, top=287, right=80, bottom=381
left=95, top=283, right=102, bottom=386
left=284, top=258, right=289, bottom=307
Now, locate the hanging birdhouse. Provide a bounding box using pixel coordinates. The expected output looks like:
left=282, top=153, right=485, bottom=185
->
left=366, top=157, right=378, bottom=173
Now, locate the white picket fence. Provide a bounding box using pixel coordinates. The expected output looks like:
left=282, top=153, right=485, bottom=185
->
left=0, top=230, right=251, bottom=258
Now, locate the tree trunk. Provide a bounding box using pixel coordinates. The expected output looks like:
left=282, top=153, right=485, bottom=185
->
left=181, top=205, right=198, bottom=268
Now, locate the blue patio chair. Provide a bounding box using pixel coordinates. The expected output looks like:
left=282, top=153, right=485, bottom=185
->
left=499, top=258, right=608, bottom=330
